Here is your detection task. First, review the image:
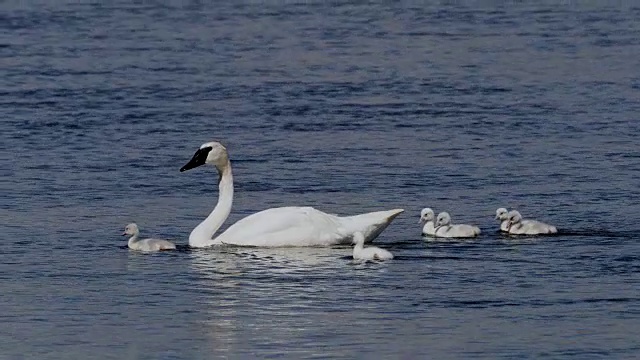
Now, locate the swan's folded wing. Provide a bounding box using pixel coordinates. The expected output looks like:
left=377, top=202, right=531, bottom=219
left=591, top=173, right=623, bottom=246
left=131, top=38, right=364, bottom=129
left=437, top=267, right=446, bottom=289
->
left=338, top=208, right=404, bottom=243
left=457, top=224, right=481, bottom=236
left=520, top=219, right=556, bottom=234
left=215, top=207, right=403, bottom=247
left=137, top=238, right=176, bottom=251
left=215, top=207, right=345, bottom=247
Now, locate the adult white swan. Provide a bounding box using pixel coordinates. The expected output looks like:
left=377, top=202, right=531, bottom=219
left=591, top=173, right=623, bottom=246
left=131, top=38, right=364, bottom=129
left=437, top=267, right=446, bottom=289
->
left=506, top=210, right=558, bottom=235
left=180, top=141, right=404, bottom=248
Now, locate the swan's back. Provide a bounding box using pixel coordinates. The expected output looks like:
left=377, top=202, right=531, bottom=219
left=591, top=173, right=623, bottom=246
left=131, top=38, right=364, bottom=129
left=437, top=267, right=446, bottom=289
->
left=354, top=246, right=394, bottom=261
left=527, top=219, right=557, bottom=233
left=340, top=208, right=404, bottom=242
left=511, top=219, right=558, bottom=235
left=130, top=238, right=176, bottom=251
left=435, top=224, right=481, bottom=238
left=216, top=207, right=404, bottom=247
left=456, top=224, right=481, bottom=237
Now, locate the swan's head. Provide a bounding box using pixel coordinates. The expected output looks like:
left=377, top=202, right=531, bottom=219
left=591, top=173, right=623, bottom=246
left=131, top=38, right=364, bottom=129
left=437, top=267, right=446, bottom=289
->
left=180, top=141, right=229, bottom=172
left=436, top=212, right=451, bottom=227
left=496, top=207, right=508, bottom=220
left=351, top=232, right=365, bottom=245
left=419, top=208, right=435, bottom=223
left=123, top=223, right=139, bottom=236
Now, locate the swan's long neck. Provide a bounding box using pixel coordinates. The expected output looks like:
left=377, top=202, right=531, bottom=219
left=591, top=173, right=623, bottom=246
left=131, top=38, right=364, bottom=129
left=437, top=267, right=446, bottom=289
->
left=127, top=234, right=139, bottom=247
left=353, top=240, right=364, bottom=257
left=189, top=161, right=233, bottom=247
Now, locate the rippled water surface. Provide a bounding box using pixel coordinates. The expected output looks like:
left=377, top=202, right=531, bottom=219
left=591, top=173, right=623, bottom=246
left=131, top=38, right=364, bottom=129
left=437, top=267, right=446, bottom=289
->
left=2, top=2, right=640, bottom=359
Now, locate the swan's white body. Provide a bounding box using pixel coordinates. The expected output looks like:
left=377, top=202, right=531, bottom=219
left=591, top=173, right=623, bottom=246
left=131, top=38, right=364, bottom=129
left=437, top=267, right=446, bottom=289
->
left=181, top=141, right=404, bottom=248
left=213, top=206, right=404, bottom=247
left=352, top=232, right=393, bottom=261
left=507, top=210, right=558, bottom=235
left=419, top=207, right=436, bottom=236
left=495, top=207, right=510, bottom=232
left=434, top=212, right=481, bottom=238
left=123, top=223, right=176, bottom=251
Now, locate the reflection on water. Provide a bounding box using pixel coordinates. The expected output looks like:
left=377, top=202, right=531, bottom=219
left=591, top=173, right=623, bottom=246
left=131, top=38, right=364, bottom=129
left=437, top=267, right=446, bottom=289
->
left=186, top=245, right=413, bottom=358
left=187, top=246, right=349, bottom=356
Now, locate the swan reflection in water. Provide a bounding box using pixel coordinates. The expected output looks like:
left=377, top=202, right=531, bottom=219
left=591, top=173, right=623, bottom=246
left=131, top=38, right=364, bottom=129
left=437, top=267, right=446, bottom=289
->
left=188, top=245, right=343, bottom=279
left=186, top=245, right=346, bottom=355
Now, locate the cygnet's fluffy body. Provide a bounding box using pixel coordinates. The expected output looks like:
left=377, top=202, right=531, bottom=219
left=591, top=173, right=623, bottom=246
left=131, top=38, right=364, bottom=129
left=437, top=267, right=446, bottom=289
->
left=352, top=232, right=393, bottom=261
left=123, top=223, right=176, bottom=251
left=506, top=211, right=558, bottom=235
left=433, top=212, right=481, bottom=238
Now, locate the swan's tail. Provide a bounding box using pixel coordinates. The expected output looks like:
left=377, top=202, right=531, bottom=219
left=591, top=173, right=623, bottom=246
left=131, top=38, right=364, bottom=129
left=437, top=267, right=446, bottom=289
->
left=340, top=209, right=404, bottom=243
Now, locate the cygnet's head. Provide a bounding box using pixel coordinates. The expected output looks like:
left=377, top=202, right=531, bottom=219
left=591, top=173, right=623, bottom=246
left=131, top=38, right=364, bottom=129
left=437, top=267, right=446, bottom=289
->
left=436, top=212, right=451, bottom=227
left=123, top=223, right=139, bottom=236
left=508, top=210, right=522, bottom=224
left=180, top=141, right=229, bottom=172
left=496, top=208, right=509, bottom=220
left=352, top=232, right=365, bottom=245
left=419, top=208, right=435, bottom=223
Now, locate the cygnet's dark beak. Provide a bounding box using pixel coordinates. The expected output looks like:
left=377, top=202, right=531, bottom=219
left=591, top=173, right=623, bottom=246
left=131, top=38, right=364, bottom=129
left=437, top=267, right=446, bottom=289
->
left=180, top=146, right=212, bottom=172
left=121, top=232, right=127, bottom=236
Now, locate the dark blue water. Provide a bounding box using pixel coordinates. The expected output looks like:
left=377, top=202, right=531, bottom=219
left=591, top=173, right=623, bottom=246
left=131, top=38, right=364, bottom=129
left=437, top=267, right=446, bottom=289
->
left=2, top=2, right=640, bottom=359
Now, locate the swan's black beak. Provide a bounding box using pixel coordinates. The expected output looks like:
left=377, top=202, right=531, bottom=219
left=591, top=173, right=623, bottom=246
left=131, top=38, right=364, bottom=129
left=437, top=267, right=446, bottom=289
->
left=180, top=146, right=212, bottom=172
